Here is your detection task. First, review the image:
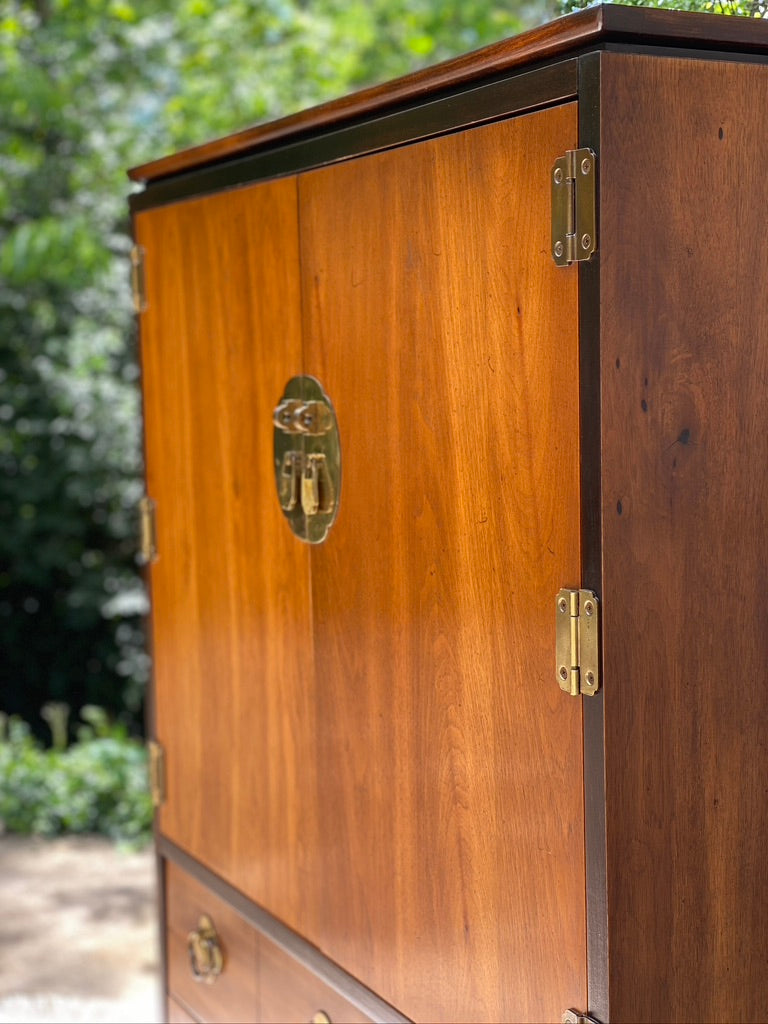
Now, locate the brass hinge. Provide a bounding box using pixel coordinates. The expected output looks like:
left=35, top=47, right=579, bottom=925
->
left=138, top=496, right=157, bottom=564
left=130, top=244, right=147, bottom=313
left=148, top=739, right=166, bottom=807
left=556, top=588, right=600, bottom=697
left=562, top=1011, right=601, bottom=1024
left=551, top=148, right=597, bottom=266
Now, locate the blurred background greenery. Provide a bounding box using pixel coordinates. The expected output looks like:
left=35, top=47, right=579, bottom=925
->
left=0, top=0, right=764, bottom=841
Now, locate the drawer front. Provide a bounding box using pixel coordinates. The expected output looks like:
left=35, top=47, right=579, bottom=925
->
left=258, top=935, right=373, bottom=1024
left=166, top=862, right=258, bottom=1023
left=167, top=996, right=199, bottom=1023
left=165, top=859, right=384, bottom=1024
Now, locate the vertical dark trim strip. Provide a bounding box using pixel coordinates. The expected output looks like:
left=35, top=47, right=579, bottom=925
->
left=578, top=50, right=609, bottom=1024
left=130, top=221, right=157, bottom=747
left=156, top=849, right=169, bottom=1016
left=131, top=218, right=166, bottom=1016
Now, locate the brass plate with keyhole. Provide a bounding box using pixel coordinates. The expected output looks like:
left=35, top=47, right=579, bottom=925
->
left=273, top=376, right=341, bottom=544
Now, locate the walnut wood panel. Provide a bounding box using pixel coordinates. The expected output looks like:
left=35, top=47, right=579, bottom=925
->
left=166, top=861, right=258, bottom=1024
left=136, top=180, right=316, bottom=934
left=258, top=935, right=373, bottom=1024
left=599, top=53, right=768, bottom=1022
left=167, top=996, right=199, bottom=1023
left=128, top=7, right=768, bottom=185
left=299, top=103, right=584, bottom=1023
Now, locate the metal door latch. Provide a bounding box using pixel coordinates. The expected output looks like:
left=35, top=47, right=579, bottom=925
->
left=273, top=376, right=341, bottom=544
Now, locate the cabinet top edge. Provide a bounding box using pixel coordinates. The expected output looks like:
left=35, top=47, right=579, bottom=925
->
left=129, top=4, right=768, bottom=186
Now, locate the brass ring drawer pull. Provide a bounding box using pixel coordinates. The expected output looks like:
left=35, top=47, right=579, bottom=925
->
left=310, top=1013, right=331, bottom=1024
left=187, top=914, right=224, bottom=983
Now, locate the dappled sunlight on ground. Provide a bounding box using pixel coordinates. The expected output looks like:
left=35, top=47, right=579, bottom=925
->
left=0, top=835, right=160, bottom=1023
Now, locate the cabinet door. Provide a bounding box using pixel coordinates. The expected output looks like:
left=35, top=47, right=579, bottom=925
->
left=299, top=103, right=584, bottom=1022
left=136, top=181, right=316, bottom=932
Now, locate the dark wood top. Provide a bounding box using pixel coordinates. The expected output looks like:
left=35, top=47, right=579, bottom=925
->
left=129, top=4, right=768, bottom=184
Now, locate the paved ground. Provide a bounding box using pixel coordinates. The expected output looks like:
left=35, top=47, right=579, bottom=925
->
left=0, top=835, right=160, bottom=1023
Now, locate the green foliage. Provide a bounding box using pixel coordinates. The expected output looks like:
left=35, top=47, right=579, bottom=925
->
left=147, top=0, right=548, bottom=147
left=0, top=710, right=152, bottom=847
left=1, top=0, right=554, bottom=738
left=560, top=0, right=766, bottom=16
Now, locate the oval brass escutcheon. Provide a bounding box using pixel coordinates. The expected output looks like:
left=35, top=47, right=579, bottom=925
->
left=273, top=376, right=341, bottom=544
left=187, top=914, right=224, bottom=984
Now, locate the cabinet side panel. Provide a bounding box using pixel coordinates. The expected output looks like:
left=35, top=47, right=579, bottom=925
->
left=600, top=53, right=768, bottom=1022
left=300, top=104, right=584, bottom=1022
left=135, top=181, right=315, bottom=934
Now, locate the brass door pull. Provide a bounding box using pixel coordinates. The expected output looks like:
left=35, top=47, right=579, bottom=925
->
left=274, top=377, right=341, bottom=544
left=187, top=914, right=224, bottom=983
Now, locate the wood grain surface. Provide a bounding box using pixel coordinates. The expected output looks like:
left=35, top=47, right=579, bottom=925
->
left=128, top=7, right=768, bottom=185
left=167, top=996, right=200, bottom=1023
left=136, top=179, right=316, bottom=936
left=599, top=53, right=768, bottom=1022
left=166, top=861, right=259, bottom=1024
left=299, top=103, right=584, bottom=1022
left=258, top=935, right=373, bottom=1024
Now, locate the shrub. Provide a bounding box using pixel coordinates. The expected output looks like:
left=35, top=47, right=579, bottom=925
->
left=0, top=709, right=152, bottom=848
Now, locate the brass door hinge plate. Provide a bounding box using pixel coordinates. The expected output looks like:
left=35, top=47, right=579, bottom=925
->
left=556, top=588, right=600, bottom=697
left=148, top=739, right=165, bottom=807
left=563, top=1011, right=601, bottom=1024
left=138, top=496, right=157, bottom=564
left=552, top=148, right=597, bottom=266
left=131, top=244, right=147, bottom=313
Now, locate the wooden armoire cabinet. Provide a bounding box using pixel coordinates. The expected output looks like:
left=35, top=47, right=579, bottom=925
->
left=129, top=7, right=768, bottom=1023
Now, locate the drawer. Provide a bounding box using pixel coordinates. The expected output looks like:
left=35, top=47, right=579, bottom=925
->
left=165, top=858, right=383, bottom=1024
left=165, top=861, right=258, bottom=1024
left=258, top=934, right=373, bottom=1024
left=167, top=996, right=198, bottom=1023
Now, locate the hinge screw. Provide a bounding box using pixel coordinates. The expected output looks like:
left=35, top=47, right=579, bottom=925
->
left=584, top=600, right=594, bottom=616
left=581, top=234, right=592, bottom=251
left=559, top=666, right=568, bottom=681
left=581, top=157, right=591, bottom=175
left=554, top=167, right=563, bottom=185
left=554, top=241, right=564, bottom=259
left=586, top=671, right=595, bottom=686
left=558, top=597, right=568, bottom=614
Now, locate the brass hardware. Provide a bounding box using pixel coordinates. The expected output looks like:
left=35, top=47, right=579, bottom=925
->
left=552, top=148, right=597, bottom=267
left=279, top=451, right=302, bottom=512
left=274, top=377, right=341, bottom=544
left=273, top=399, right=333, bottom=436
left=310, top=1014, right=332, bottom=1024
left=130, top=244, right=147, bottom=313
left=562, top=1011, right=601, bottom=1024
left=138, top=496, right=157, bottom=564
left=187, top=914, right=224, bottom=983
left=556, top=588, right=600, bottom=697
left=147, top=740, right=165, bottom=807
